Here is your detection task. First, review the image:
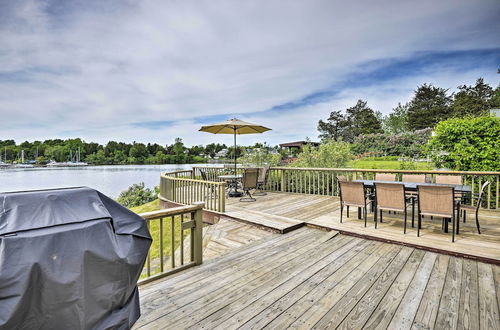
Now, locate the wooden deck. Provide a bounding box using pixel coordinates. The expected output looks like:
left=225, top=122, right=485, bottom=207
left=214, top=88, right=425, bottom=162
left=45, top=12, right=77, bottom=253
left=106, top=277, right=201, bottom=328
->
left=225, top=192, right=500, bottom=263
left=137, top=227, right=500, bottom=329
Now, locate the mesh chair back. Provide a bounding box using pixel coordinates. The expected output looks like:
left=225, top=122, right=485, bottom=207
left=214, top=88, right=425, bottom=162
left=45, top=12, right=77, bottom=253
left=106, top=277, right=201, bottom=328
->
left=375, top=183, right=405, bottom=211
left=375, top=173, right=396, bottom=181
left=242, top=168, right=259, bottom=190
left=337, top=175, right=347, bottom=182
left=339, top=181, right=365, bottom=206
left=418, top=185, right=454, bottom=217
left=258, top=167, right=269, bottom=183
left=402, top=174, right=426, bottom=183
left=435, top=175, right=461, bottom=185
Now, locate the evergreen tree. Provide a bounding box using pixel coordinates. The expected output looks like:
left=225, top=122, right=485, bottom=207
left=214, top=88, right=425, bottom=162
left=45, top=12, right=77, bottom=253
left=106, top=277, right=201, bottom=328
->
left=451, top=78, right=497, bottom=117
left=317, top=100, right=382, bottom=142
left=407, top=84, right=452, bottom=130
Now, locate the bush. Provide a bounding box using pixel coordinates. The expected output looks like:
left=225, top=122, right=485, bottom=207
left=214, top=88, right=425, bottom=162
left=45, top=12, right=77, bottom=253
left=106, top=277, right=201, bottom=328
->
left=238, top=148, right=281, bottom=167
left=427, top=116, right=500, bottom=171
left=351, top=129, right=432, bottom=158
left=117, top=182, right=158, bottom=208
left=290, top=139, right=352, bottom=168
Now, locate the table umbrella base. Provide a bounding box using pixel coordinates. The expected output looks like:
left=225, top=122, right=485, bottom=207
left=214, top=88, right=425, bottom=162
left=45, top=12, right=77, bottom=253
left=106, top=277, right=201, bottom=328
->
left=228, top=191, right=244, bottom=198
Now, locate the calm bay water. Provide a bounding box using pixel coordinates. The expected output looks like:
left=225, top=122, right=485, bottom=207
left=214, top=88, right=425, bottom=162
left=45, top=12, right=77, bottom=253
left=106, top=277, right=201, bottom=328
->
left=0, top=164, right=209, bottom=198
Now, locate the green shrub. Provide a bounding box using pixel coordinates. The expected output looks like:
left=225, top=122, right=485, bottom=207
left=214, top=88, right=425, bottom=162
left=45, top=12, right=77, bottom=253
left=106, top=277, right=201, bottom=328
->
left=291, top=139, right=352, bottom=168
left=427, top=116, right=500, bottom=171
left=117, top=182, right=158, bottom=207
left=238, top=148, right=281, bottom=167
left=351, top=129, right=432, bottom=158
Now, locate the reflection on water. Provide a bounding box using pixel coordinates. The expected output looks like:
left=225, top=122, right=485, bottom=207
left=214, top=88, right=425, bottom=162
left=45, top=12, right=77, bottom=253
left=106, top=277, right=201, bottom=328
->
left=0, top=164, right=211, bottom=198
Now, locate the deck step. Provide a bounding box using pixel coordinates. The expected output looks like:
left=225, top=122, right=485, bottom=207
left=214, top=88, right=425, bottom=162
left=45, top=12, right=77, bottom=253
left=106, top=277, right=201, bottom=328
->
left=224, top=207, right=304, bottom=233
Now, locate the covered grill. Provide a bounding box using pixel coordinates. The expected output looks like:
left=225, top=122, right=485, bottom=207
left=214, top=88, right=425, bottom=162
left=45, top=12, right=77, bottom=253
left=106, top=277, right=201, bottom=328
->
left=0, top=187, right=151, bottom=329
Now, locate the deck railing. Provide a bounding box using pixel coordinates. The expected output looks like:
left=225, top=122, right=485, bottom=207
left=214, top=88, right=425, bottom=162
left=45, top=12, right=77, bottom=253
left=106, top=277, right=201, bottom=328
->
left=138, top=202, right=204, bottom=284
left=266, top=167, right=500, bottom=209
left=192, top=166, right=243, bottom=181
left=160, top=170, right=226, bottom=212
left=173, top=166, right=500, bottom=210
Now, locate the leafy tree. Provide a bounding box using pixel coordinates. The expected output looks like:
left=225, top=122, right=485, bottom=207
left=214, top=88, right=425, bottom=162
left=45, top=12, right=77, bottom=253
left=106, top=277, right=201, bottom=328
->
left=383, top=102, right=409, bottom=134
left=407, top=84, right=452, bottom=130
left=205, top=143, right=227, bottom=158
left=318, top=100, right=382, bottom=142
left=346, top=100, right=383, bottom=139
left=227, top=146, right=244, bottom=160
left=317, top=110, right=349, bottom=140
left=427, top=116, right=500, bottom=171
left=128, top=142, right=149, bottom=164
left=116, top=182, right=157, bottom=207
left=451, top=78, right=498, bottom=117
left=291, top=139, right=352, bottom=168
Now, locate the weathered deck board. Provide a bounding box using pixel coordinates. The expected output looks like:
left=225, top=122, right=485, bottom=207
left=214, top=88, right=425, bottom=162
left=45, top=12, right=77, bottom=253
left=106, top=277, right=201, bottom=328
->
left=136, top=227, right=500, bottom=329
left=225, top=192, right=500, bottom=263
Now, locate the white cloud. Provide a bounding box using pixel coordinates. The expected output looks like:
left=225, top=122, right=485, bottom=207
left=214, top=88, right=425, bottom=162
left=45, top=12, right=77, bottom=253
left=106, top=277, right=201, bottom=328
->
left=0, top=0, right=498, bottom=146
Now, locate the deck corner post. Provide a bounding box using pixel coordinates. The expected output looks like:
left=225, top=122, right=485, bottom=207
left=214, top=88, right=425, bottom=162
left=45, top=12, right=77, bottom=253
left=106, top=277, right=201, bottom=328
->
left=193, top=201, right=204, bottom=265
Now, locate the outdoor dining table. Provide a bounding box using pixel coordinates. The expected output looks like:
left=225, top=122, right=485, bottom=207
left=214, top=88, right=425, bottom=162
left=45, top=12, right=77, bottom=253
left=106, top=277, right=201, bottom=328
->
left=354, top=180, right=472, bottom=234
left=218, top=174, right=243, bottom=197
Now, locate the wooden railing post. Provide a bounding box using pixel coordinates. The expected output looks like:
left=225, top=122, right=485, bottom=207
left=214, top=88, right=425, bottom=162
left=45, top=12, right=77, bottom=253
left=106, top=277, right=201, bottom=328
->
left=280, top=169, right=285, bottom=192
left=192, top=202, right=204, bottom=265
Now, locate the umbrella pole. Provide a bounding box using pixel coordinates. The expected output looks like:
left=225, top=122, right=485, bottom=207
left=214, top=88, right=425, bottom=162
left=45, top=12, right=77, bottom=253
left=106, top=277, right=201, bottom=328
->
left=234, top=127, right=237, bottom=175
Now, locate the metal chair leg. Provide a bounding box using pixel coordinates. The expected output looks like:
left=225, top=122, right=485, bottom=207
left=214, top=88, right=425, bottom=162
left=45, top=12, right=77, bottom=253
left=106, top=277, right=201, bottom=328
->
left=364, top=207, right=367, bottom=228
left=475, top=209, right=481, bottom=234
left=452, top=214, right=455, bottom=242
left=340, top=205, right=343, bottom=223
left=411, top=198, right=415, bottom=228
left=417, top=213, right=421, bottom=237
left=404, top=208, right=407, bottom=234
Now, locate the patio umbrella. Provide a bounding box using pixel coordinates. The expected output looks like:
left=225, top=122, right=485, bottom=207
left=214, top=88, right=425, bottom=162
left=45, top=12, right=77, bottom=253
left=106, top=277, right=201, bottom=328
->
left=199, top=118, right=271, bottom=176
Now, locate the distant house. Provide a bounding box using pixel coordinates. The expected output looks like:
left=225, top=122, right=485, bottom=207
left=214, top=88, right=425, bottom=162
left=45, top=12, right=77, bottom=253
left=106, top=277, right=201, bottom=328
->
left=279, top=141, right=320, bottom=155
left=215, top=149, right=228, bottom=159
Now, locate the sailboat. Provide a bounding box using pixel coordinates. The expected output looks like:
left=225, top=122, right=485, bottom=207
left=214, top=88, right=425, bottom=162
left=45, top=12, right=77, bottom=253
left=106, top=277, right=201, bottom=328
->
left=14, top=150, right=34, bottom=168
left=0, top=147, right=9, bottom=168
left=47, top=148, right=88, bottom=167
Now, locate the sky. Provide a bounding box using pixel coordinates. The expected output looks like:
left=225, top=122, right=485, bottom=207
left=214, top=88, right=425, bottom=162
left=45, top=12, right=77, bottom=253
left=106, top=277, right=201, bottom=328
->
left=0, top=0, right=499, bottom=147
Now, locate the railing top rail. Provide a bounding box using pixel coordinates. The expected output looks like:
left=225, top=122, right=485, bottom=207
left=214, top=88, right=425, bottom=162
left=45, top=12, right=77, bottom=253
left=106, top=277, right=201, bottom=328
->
left=164, top=169, right=193, bottom=175
left=161, top=173, right=225, bottom=185
left=139, top=202, right=204, bottom=220
left=268, top=167, right=500, bottom=175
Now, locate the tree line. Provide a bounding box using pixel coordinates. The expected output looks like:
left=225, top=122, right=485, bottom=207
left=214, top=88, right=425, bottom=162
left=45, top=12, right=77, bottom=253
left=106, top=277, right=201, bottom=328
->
left=317, top=78, right=500, bottom=158
left=0, top=138, right=229, bottom=165
left=318, top=78, right=499, bottom=140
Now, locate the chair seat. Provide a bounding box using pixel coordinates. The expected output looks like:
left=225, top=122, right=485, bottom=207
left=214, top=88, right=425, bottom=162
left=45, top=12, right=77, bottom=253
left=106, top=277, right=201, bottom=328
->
left=460, top=204, right=476, bottom=211
left=419, top=211, right=454, bottom=218
left=377, top=206, right=405, bottom=212
left=342, top=201, right=366, bottom=208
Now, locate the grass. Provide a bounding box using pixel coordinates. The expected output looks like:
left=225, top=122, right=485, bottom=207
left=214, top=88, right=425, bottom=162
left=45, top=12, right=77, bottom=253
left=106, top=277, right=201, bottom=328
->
left=347, top=159, right=434, bottom=170
left=129, top=199, right=190, bottom=278
left=129, top=199, right=160, bottom=213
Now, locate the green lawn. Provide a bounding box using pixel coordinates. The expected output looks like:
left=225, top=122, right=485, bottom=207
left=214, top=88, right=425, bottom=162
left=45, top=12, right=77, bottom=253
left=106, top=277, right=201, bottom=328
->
left=129, top=199, right=160, bottom=213
left=347, top=159, right=434, bottom=170
left=129, top=199, right=189, bottom=277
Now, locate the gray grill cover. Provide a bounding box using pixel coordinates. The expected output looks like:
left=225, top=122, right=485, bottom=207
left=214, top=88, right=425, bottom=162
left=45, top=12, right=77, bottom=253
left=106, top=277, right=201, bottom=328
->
left=0, top=187, right=152, bottom=329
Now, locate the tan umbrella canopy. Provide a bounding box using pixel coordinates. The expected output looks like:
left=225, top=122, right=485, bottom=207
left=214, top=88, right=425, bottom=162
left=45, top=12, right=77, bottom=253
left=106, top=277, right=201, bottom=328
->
left=199, top=118, right=271, bottom=175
